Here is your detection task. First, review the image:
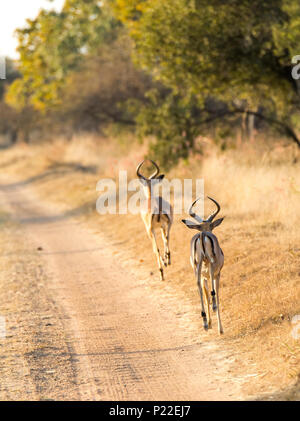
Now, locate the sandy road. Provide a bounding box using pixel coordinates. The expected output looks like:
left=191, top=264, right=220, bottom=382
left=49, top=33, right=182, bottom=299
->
left=0, top=177, right=243, bottom=401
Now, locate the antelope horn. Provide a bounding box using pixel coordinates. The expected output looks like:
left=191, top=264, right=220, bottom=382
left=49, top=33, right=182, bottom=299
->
left=136, top=160, right=147, bottom=181
left=149, top=160, right=160, bottom=179
left=188, top=197, right=204, bottom=223
left=206, top=196, right=221, bottom=222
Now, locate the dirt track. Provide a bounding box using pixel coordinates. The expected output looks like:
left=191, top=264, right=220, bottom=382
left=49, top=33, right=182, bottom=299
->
left=0, top=177, right=245, bottom=400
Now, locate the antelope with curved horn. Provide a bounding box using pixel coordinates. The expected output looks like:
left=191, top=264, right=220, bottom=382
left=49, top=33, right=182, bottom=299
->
left=136, top=160, right=173, bottom=281
left=182, top=196, right=225, bottom=334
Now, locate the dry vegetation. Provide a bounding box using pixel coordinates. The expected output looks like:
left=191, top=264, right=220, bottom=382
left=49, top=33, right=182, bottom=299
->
left=0, top=134, right=299, bottom=399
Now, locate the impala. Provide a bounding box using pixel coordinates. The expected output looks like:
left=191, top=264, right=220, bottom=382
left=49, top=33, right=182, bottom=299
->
left=182, top=196, right=224, bottom=334
left=136, top=160, right=173, bottom=281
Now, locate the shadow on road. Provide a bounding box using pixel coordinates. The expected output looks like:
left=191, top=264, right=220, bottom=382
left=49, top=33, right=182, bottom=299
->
left=0, top=161, right=98, bottom=190
left=18, top=201, right=96, bottom=225
left=0, top=161, right=98, bottom=226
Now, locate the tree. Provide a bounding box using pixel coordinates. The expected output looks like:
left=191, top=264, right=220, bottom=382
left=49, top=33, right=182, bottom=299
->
left=6, top=0, right=120, bottom=110
left=59, top=35, right=153, bottom=132
left=5, top=0, right=154, bottom=141
left=0, top=59, right=22, bottom=144
left=0, top=59, right=20, bottom=100
left=115, top=0, right=300, bottom=153
left=136, top=89, right=204, bottom=169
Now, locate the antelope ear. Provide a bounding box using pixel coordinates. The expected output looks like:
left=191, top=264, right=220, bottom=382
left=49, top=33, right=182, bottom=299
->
left=150, top=174, right=164, bottom=185
left=210, top=217, right=224, bottom=230
left=181, top=219, right=202, bottom=230
left=156, top=174, right=164, bottom=182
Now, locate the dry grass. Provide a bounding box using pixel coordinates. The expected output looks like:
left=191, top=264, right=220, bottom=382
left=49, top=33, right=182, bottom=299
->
left=0, top=134, right=299, bottom=398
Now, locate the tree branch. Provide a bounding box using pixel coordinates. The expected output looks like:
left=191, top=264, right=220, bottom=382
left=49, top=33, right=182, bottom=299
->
left=198, top=108, right=300, bottom=148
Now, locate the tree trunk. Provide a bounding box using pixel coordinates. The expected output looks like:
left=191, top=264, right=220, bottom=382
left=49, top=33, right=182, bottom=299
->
left=248, top=113, right=255, bottom=142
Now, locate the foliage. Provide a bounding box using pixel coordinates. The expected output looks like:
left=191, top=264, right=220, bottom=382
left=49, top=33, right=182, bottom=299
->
left=59, top=35, right=152, bottom=132
left=3, top=0, right=300, bottom=163
left=0, top=59, right=20, bottom=100
left=6, top=0, right=120, bottom=110
left=115, top=0, right=300, bottom=160
left=0, top=60, right=23, bottom=142
left=137, top=89, right=203, bottom=169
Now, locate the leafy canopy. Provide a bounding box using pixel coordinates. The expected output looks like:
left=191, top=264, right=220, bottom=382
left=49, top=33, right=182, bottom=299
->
left=114, top=0, right=300, bottom=159
left=7, top=0, right=120, bottom=110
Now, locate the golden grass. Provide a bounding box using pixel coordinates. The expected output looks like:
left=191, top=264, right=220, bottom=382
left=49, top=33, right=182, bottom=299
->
left=0, top=134, right=299, bottom=397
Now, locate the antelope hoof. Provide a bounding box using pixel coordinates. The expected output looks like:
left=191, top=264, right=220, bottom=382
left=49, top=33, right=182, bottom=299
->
left=201, top=312, right=208, bottom=330
left=167, top=252, right=171, bottom=265
left=159, top=269, right=164, bottom=281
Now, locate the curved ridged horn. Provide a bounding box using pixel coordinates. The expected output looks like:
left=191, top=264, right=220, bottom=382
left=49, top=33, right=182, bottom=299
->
left=188, top=197, right=204, bottom=223
left=206, top=196, right=221, bottom=222
left=136, top=160, right=147, bottom=181
left=149, top=160, right=160, bottom=179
